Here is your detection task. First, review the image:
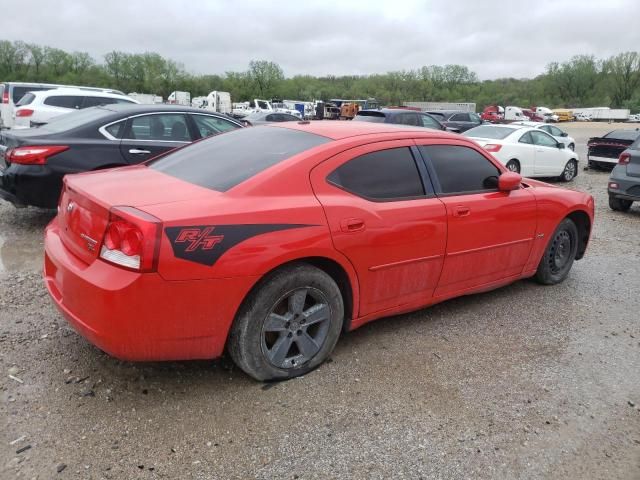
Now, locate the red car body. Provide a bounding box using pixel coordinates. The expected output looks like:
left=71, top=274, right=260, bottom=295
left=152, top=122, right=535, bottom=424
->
left=44, top=122, right=594, bottom=363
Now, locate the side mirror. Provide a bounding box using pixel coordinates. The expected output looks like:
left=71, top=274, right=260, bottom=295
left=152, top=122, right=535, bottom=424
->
left=557, top=142, right=565, bottom=149
left=561, top=132, right=568, bottom=137
left=498, top=171, right=522, bottom=191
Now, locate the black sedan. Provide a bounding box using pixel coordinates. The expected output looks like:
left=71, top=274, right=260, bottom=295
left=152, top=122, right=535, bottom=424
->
left=0, top=104, right=244, bottom=208
left=425, top=110, right=484, bottom=132
left=353, top=108, right=455, bottom=132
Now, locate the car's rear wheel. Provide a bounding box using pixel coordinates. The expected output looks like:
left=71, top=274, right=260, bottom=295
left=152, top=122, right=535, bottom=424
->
left=609, top=195, right=633, bottom=212
left=560, top=159, right=577, bottom=182
left=228, top=263, right=344, bottom=381
left=534, top=218, right=579, bottom=285
left=506, top=159, right=520, bottom=173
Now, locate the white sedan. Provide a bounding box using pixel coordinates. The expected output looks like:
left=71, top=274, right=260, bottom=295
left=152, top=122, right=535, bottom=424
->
left=464, top=124, right=580, bottom=181
left=511, top=121, right=576, bottom=150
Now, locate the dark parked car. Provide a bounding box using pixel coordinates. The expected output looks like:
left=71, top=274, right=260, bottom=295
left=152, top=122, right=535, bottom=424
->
left=241, top=111, right=301, bottom=126
left=0, top=104, right=244, bottom=208
left=354, top=108, right=453, bottom=131
left=425, top=110, right=483, bottom=132
left=587, top=128, right=640, bottom=170
left=608, top=136, right=640, bottom=211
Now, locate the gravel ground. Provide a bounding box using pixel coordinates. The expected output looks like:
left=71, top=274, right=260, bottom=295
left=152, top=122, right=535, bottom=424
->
left=1, top=122, right=639, bottom=479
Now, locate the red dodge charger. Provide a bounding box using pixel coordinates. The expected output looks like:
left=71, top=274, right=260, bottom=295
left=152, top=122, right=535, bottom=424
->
left=43, top=121, right=594, bottom=381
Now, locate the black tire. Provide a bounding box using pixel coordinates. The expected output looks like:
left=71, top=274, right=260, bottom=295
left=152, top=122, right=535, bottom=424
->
left=535, top=218, right=579, bottom=285
left=559, top=159, right=578, bottom=182
left=228, top=263, right=344, bottom=381
left=609, top=195, right=632, bottom=212
left=506, top=159, right=520, bottom=173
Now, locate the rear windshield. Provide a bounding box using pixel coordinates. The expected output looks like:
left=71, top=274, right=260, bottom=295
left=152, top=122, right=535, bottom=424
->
left=16, top=93, right=35, bottom=106
left=354, top=111, right=385, bottom=123
left=464, top=125, right=516, bottom=140
left=37, top=106, right=113, bottom=133
left=11, top=86, right=50, bottom=104
left=604, top=129, right=640, bottom=141
left=150, top=126, right=330, bottom=191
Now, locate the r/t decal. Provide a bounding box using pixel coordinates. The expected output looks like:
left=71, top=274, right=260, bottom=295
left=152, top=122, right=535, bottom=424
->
left=175, top=227, right=224, bottom=252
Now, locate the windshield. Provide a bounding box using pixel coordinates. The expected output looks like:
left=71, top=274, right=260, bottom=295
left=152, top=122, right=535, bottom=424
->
left=604, top=130, right=640, bottom=141
left=150, top=126, right=330, bottom=191
left=37, top=107, right=113, bottom=133
left=464, top=125, right=517, bottom=140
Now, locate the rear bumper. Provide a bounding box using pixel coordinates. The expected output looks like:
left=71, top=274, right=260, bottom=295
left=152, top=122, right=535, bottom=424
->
left=43, top=219, right=257, bottom=361
left=0, top=164, right=62, bottom=208
left=588, top=155, right=618, bottom=166
left=608, top=165, right=640, bottom=201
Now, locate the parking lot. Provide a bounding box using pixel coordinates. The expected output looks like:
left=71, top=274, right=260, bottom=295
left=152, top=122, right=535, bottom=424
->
left=1, top=122, right=639, bottom=479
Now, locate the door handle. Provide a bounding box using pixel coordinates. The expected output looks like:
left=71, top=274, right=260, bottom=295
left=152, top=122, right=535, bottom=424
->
left=453, top=205, right=470, bottom=217
left=340, top=218, right=365, bottom=232
left=129, top=148, right=151, bottom=154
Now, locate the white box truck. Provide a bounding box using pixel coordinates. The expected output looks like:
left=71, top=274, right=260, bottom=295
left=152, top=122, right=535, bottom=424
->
left=167, top=91, right=191, bottom=106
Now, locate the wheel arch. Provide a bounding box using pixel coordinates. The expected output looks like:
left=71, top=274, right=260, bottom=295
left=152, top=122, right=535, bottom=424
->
left=566, top=209, right=591, bottom=259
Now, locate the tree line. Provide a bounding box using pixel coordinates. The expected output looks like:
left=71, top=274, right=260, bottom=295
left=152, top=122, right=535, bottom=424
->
left=1, top=40, right=639, bottom=111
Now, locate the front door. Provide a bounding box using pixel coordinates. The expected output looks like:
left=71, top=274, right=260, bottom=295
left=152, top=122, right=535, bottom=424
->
left=417, top=143, right=537, bottom=298
left=530, top=130, right=562, bottom=176
left=119, top=113, right=193, bottom=164
left=310, top=140, right=447, bottom=317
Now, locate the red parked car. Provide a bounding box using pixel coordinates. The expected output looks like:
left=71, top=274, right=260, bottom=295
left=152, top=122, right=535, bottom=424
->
left=44, top=122, right=594, bottom=381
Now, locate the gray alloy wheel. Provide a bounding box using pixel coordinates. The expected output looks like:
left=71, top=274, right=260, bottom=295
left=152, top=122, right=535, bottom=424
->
left=506, top=160, right=520, bottom=173
left=560, top=159, right=577, bottom=182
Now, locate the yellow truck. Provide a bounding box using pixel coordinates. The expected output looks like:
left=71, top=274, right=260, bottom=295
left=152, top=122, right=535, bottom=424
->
left=552, top=109, right=574, bottom=122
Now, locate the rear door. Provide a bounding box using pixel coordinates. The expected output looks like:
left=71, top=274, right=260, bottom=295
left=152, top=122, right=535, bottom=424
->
left=310, top=140, right=447, bottom=317
left=448, top=113, right=471, bottom=131
left=417, top=142, right=537, bottom=297
left=119, top=113, right=193, bottom=164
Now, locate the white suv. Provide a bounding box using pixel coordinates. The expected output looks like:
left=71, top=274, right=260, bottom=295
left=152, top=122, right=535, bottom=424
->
left=13, top=88, right=138, bottom=128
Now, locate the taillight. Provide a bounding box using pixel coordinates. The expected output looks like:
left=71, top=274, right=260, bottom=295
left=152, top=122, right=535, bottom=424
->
left=99, top=206, right=161, bottom=272
left=16, top=109, right=34, bottom=117
left=2, top=90, right=8, bottom=104
left=7, top=145, right=69, bottom=165
left=619, top=152, right=631, bottom=165
left=484, top=144, right=503, bottom=152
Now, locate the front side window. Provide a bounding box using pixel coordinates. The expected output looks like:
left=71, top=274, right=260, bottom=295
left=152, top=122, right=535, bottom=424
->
left=127, top=114, right=192, bottom=141
left=420, top=114, right=441, bottom=129
left=192, top=114, right=239, bottom=138
left=44, top=95, right=83, bottom=109
left=420, top=145, right=500, bottom=195
left=450, top=113, right=470, bottom=122
left=531, top=130, right=558, bottom=148
left=328, top=147, right=425, bottom=201
left=549, top=125, right=564, bottom=136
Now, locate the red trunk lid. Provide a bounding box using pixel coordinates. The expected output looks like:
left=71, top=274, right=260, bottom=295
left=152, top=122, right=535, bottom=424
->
left=58, top=166, right=215, bottom=265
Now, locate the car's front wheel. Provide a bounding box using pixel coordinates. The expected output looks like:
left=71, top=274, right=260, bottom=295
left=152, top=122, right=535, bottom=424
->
left=535, top=218, right=579, bottom=285
left=560, top=159, right=578, bottom=182
left=228, top=263, right=344, bottom=381
left=609, top=195, right=633, bottom=212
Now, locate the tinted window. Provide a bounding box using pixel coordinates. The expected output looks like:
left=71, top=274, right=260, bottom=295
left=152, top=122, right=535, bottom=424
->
left=549, top=126, right=564, bottom=136
left=427, top=112, right=446, bottom=121
left=354, top=112, right=386, bottom=123
left=420, top=114, right=441, bottom=130
left=44, top=95, right=83, bottom=109
left=531, top=131, right=557, bottom=147
left=450, top=113, right=470, bottom=122
left=421, top=145, right=500, bottom=194
left=11, top=86, right=50, bottom=104
left=16, top=93, right=35, bottom=106
left=82, top=96, right=119, bottom=108
left=396, top=113, right=419, bottom=126
left=150, top=127, right=329, bottom=192
left=127, top=114, right=192, bottom=141
left=328, top=147, right=425, bottom=201
left=464, top=125, right=517, bottom=140
left=192, top=114, right=239, bottom=138
left=469, top=113, right=481, bottom=123
left=265, top=114, right=278, bottom=121
left=604, top=130, right=640, bottom=141
left=104, top=120, right=125, bottom=139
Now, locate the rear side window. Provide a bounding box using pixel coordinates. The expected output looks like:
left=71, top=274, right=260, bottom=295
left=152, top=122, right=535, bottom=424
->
left=82, top=96, right=118, bottom=108
left=44, top=95, right=83, bottom=109
left=354, top=112, right=385, bottom=123
left=126, top=114, right=192, bottom=141
left=450, top=113, right=470, bottom=122
left=420, top=145, right=500, bottom=195
left=150, top=127, right=330, bottom=191
left=328, top=147, right=425, bottom=201
left=192, top=114, right=239, bottom=138
left=16, top=93, right=35, bottom=106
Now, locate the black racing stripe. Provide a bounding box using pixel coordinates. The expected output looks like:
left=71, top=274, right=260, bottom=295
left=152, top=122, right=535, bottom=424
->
left=164, top=224, right=313, bottom=266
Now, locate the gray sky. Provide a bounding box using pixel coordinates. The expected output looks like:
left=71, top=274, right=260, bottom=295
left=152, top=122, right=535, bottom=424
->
left=4, top=0, right=639, bottom=79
